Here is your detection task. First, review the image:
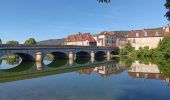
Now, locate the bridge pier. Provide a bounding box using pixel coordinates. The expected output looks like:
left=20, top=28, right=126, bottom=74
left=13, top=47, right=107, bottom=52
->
left=68, top=51, right=74, bottom=59
left=107, top=51, right=111, bottom=61
left=36, top=52, right=44, bottom=62
left=69, top=58, right=74, bottom=66
left=36, top=61, right=43, bottom=70
left=90, top=51, right=95, bottom=64
left=107, top=51, right=111, bottom=57
left=68, top=51, right=75, bottom=66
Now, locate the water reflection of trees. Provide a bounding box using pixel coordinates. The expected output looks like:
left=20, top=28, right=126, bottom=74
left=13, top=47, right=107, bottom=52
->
left=0, top=59, right=2, bottom=65
left=6, top=54, right=20, bottom=65
left=127, top=57, right=170, bottom=84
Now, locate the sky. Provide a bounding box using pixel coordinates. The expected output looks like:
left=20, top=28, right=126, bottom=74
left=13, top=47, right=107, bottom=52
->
left=0, top=0, right=168, bottom=43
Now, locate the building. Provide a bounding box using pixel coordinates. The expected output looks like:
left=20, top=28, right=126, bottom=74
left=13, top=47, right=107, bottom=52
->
left=65, top=32, right=97, bottom=46
left=93, top=31, right=126, bottom=48
left=127, top=26, right=170, bottom=50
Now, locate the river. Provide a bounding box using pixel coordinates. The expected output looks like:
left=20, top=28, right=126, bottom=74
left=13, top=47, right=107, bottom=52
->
left=0, top=57, right=170, bottom=100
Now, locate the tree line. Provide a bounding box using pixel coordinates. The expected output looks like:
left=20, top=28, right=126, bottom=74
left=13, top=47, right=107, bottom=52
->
left=120, top=36, right=170, bottom=58
left=0, top=38, right=36, bottom=45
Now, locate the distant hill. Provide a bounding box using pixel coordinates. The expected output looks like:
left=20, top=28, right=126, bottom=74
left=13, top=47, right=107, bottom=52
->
left=114, top=31, right=129, bottom=35
left=37, top=38, right=66, bottom=45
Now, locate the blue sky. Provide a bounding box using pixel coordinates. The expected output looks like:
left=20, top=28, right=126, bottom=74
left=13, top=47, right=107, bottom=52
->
left=0, top=0, right=168, bottom=43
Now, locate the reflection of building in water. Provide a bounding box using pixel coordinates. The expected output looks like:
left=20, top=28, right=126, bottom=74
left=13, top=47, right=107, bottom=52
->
left=94, top=62, right=126, bottom=78
left=77, top=62, right=126, bottom=78
left=128, top=61, right=170, bottom=85
left=77, top=68, right=94, bottom=75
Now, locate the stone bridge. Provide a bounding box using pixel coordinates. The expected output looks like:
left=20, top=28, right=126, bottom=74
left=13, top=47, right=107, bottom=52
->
left=0, top=45, right=118, bottom=64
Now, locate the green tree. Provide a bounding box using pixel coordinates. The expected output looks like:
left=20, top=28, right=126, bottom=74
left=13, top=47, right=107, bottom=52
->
left=97, top=0, right=111, bottom=3
left=120, top=41, right=133, bottom=55
left=0, top=39, right=2, bottom=44
left=157, top=36, right=170, bottom=57
left=6, top=40, right=19, bottom=45
left=165, top=0, right=170, bottom=20
left=6, top=54, right=20, bottom=65
left=24, top=38, right=36, bottom=45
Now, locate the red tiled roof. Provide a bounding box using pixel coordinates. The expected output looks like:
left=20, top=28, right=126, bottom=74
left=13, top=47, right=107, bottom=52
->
left=66, top=33, right=96, bottom=42
left=99, top=31, right=126, bottom=38
left=128, top=72, right=166, bottom=80
left=127, top=28, right=169, bottom=38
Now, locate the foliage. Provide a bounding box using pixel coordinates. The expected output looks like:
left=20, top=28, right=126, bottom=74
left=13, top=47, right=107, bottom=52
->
left=24, top=38, right=36, bottom=45
left=121, top=36, right=170, bottom=58
left=6, top=40, right=19, bottom=45
left=6, top=54, right=20, bottom=65
left=156, top=58, right=170, bottom=77
left=0, top=39, right=2, bottom=44
left=120, top=57, right=135, bottom=68
left=138, top=57, right=170, bottom=77
left=157, top=36, right=170, bottom=57
left=97, top=0, right=111, bottom=3
left=165, top=0, right=170, bottom=20
left=44, top=54, right=54, bottom=61
left=119, top=41, right=134, bottom=55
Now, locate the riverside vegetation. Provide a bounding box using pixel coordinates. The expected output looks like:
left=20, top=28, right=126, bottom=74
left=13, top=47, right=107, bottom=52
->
left=119, top=36, right=170, bottom=77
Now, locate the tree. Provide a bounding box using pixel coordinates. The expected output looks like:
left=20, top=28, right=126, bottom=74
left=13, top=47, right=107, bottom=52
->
left=6, top=40, right=19, bottom=45
left=0, top=39, right=2, bottom=44
left=97, top=0, right=111, bottom=3
left=119, top=41, right=133, bottom=55
left=157, top=36, right=170, bottom=57
left=24, top=38, right=36, bottom=45
left=165, top=0, right=170, bottom=20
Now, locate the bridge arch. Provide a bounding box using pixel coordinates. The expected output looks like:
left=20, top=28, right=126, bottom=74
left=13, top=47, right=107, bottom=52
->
left=1, top=52, right=35, bottom=62
left=95, top=51, right=106, bottom=57
left=75, top=51, right=90, bottom=58
left=43, top=51, right=68, bottom=67
left=15, top=53, right=35, bottom=62
left=50, top=51, right=68, bottom=59
left=110, top=50, right=119, bottom=55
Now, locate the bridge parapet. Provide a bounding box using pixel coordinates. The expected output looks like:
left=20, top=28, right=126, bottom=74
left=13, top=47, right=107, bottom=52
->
left=0, top=45, right=117, bottom=63
left=0, top=44, right=115, bottom=50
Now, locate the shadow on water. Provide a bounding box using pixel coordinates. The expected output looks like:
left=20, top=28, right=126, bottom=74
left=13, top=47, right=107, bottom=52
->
left=46, top=58, right=68, bottom=68
left=0, top=61, right=34, bottom=72
left=75, top=57, right=90, bottom=64
left=0, top=59, right=2, bottom=65
left=95, top=57, right=106, bottom=62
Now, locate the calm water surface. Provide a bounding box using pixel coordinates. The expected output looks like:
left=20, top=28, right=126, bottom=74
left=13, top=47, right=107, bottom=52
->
left=0, top=57, right=170, bottom=100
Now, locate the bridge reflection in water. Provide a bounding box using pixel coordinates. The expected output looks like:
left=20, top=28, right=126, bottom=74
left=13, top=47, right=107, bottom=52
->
left=0, top=57, right=126, bottom=83
left=0, top=57, right=170, bottom=85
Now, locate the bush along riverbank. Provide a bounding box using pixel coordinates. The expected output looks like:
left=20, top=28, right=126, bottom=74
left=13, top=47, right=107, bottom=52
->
left=119, top=36, right=170, bottom=58
left=118, top=36, right=170, bottom=77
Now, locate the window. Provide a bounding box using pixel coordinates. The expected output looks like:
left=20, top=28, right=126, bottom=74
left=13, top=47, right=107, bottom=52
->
left=107, top=36, right=109, bottom=39
left=136, top=33, right=139, bottom=37
left=155, top=32, right=159, bottom=36
left=144, top=32, right=147, bottom=36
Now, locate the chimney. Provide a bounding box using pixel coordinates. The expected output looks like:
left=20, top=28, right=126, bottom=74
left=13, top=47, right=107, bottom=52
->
left=164, top=25, right=170, bottom=33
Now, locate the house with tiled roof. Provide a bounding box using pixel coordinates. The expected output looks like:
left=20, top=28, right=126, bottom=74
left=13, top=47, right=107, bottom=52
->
left=65, top=32, right=97, bottom=46
left=126, top=26, right=170, bottom=50
left=93, top=31, right=126, bottom=48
